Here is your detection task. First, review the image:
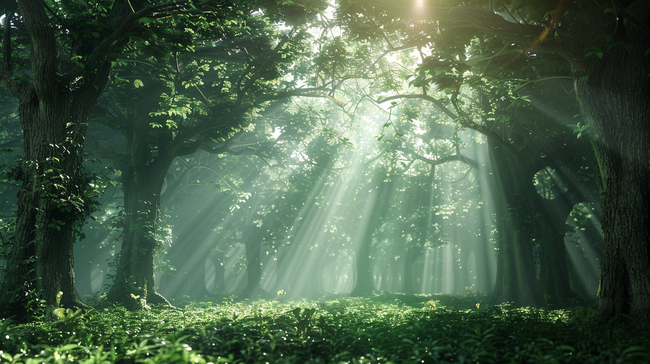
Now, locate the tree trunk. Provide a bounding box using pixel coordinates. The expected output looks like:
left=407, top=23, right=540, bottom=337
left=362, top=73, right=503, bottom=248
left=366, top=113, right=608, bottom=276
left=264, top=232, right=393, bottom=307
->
left=474, top=213, right=494, bottom=294
left=402, top=246, right=419, bottom=295
left=487, top=138, right=543, bottom=306
left=105, top=168, right=169, bottom=308
left=242, top=228, right=264, bottom=298
left=105, top=121, right=171, bottom=309
left=0, top=82, right=100, bottom=319
left=352, top=231, right=374, bottom=296
left=574, top=2, right=650, bottom=322
left=537, top=214, right=574, bottom=306
left=213, top=253, right=226, bottom=294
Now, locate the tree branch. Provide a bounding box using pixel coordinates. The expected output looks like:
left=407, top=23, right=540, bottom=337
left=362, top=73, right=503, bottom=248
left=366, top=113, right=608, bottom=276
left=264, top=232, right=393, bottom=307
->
left=61, top=1, right=188, bottom=86
left=379, top=93, right=520, bottom=157
left=400, top=145, right=480, bottom=171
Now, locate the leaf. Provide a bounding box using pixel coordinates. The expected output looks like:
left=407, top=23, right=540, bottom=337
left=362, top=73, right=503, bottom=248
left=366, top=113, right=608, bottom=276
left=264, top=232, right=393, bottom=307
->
left=166, top=119, right=178, bottom=129
left=606, top=42, right=632, bottom=53
left=58, top=344, right=80, bottom=351
left=623, top=346, right=648, bottom=357
left=134, top=79, right=144, bottom=88
left=584, top=46, right=603, bottom=59
left=53, top=308, right=67, bottom=320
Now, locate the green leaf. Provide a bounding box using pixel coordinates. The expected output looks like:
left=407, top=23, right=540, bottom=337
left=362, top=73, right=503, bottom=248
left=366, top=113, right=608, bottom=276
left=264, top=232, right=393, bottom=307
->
left=134, top=79, right=144, bottom=88
left=584, top=46, right=603, bottom=59
left=53, top=308, right=67, bottom=320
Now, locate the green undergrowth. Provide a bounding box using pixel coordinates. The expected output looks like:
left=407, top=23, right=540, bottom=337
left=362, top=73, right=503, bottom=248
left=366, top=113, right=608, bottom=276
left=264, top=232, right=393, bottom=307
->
left=1, top=293, right=649, bottom=363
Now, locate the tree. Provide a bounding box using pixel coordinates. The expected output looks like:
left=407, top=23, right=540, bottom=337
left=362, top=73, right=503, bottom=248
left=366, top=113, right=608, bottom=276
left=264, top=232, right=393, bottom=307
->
left=93, top=1, right=328, bottom=307
left=0, top=0, right=191, bottom=320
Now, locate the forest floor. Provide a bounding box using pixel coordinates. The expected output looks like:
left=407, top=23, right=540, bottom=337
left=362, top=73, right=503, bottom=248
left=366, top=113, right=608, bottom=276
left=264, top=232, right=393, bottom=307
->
left=1, top=293, right=649, bottom=363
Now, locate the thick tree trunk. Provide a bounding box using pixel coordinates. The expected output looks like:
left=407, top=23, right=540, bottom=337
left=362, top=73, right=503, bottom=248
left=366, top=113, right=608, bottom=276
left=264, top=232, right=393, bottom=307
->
left=0, top=0, right=148, bottom=321
left=0, top=87, right=97, bottom=319
left=574, top=3, right=650, bottom=322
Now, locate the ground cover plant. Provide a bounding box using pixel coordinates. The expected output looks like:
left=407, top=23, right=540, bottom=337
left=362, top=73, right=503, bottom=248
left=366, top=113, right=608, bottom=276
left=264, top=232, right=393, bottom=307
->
left=1, top=294, right=649, bottom=363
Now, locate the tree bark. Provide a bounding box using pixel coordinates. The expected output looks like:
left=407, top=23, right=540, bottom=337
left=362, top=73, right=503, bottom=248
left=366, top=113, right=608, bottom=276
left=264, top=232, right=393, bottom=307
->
left=573, top=1, right=650, bottom=322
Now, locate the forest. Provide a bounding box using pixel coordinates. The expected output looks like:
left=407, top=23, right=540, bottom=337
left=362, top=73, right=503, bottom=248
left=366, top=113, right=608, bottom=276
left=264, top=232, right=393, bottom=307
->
left=0, top=0, right=649, bottom=362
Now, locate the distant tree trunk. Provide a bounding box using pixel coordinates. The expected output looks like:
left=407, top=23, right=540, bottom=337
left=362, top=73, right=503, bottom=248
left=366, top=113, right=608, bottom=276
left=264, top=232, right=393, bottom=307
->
left=351, top=232, right=374, bottom=296
left=537, top=215, right=574, bottom=306
left=487, top=138, right=543, bottom=306
left=402, top=245, right=420, bottom=295
left=106, top=120, right=171, bottom=309
left=242, top=228, right=264, bottom=298
left=536, top=193, right=577, bottom=307
left=457, top=249, right=471, bottom=295
left=73, top=254, right=94, bottom=297
left=574, top=2, right=650, bottom=323
left=213, top=254, right=226, bottom=294
left=474, top=214, right=494, bottom=294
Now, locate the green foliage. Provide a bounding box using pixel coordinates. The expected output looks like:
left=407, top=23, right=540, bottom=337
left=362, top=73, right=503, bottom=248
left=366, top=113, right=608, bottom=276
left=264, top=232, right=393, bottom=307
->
left=1, top=295, right=649, bottom=363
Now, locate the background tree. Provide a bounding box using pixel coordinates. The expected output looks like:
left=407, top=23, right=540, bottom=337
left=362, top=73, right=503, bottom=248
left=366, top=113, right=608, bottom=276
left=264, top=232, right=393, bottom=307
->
left=91, top=1, right=328, bottom=307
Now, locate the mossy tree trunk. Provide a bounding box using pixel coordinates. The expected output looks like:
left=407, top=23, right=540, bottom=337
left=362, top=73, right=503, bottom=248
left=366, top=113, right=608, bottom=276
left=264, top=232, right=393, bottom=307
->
left=2, top=89, right=96, bottom=318
left=0, top=0, right=120, bottom=319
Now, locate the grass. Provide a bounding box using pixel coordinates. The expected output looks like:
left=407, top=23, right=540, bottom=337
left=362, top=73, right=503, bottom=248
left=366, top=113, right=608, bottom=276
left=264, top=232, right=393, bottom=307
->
left=1, top=293, right=649, bottom=363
